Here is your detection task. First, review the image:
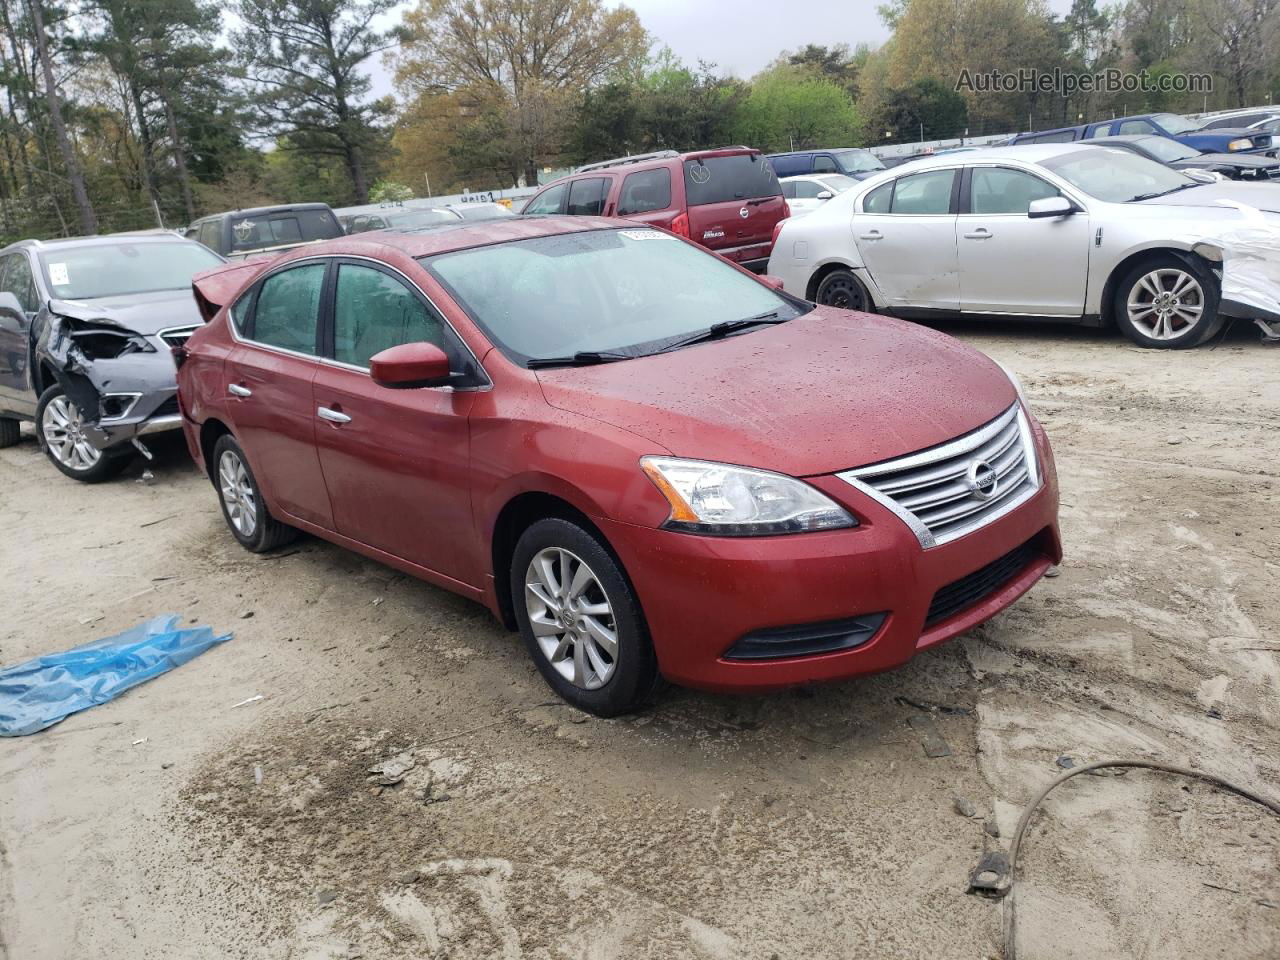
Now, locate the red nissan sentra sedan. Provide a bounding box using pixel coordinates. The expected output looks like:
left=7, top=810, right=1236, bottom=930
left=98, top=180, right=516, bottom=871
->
left=179, top=216, right=1061, bottom=716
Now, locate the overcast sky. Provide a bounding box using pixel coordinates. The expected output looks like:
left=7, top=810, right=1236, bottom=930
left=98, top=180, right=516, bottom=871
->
left=367, top=0, right=1075, bottom=99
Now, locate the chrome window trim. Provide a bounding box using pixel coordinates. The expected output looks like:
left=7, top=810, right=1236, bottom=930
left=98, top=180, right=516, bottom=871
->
left=837, top=402, right=1041, bottom=549
left=226, top=253, right=492, bottom=391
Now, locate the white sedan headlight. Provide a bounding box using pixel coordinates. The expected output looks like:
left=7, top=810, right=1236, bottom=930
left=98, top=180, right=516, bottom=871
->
left=641, top=457, right=856, bottom=535
left=1227, top=138, right=1252, bottom=151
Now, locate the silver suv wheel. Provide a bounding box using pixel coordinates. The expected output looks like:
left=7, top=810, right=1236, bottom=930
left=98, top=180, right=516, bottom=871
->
left=41, top=394, right=102, bottom=471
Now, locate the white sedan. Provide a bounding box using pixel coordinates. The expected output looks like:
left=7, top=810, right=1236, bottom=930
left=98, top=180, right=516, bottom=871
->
left=780, top=174, right=859, bottom=217
left=767, top=144, right=1280, bottom=348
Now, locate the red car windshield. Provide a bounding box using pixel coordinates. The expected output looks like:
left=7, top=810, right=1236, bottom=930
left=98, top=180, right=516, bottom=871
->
left=423, top=228, right=806, bottom=364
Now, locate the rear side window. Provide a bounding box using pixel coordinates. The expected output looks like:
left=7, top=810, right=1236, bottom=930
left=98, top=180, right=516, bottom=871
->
left=250, top=263, right=325, bottom=355
left=890, top=170, right=956, bottom=215
left=524, top=184, right=566, bottom=214
left=683, top=155, right=781, bottom=206
left=332, top=264, right=446, bottom=367
left=1020, top=130, right=1079, bottom=144
left=1117, top=119, right=1156, bottom=135
left=230, top=210, right=341, bottom=252
left=566, top=178, right=609, bottom=216
left=617, top=168, right=671, bottom=215
left=197, top=220, right=221, bottom=250
left=863, top=181, right=892, bottom=213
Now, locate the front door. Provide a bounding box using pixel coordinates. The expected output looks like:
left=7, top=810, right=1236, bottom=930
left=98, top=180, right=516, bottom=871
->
left=0, top=252, right=39, bottom=415
left=225, top=261, right=333, bottom=528
left=853, top=168, right=960, bottom=309
left=311, top=261, right=477, bottom=583
left=958, top=166, right=1091, bottom=316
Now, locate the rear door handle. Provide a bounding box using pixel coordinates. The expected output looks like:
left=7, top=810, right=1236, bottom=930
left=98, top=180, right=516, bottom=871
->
left=963, top=228, right=992, bottom=239
left=859, top=229, right=883, bottom=240
left=228, top=383, right=252, bottom=398
left=317, top=406, right=351, bottom=424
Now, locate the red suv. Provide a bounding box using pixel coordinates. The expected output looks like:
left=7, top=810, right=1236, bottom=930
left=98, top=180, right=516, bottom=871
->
left=179, top=217, right=1061, bottom=716
left=520, top=148, right=789, bottom=271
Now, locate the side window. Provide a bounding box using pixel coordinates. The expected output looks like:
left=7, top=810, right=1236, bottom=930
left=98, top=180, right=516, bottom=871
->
left=333, top=264, right=446, bottom=368
left=566, top=177, right=609, bottom=216
left=1118, top=120, right=1155, bottom=135
left=780, top=181, right=796, bottom=199
left=524, top=183, right=567, bottom=215
left=617, top=168, right=672, bottom=215
left=197, top=220, right=221, bottom=251
left=3, top=254, right=38, bottom=312
left=229, top=291, right=253, bottom=335
left=863, top=181, right=893, bottom=214
left=812, top=155, right=838, bottom=173
left=250, top=263, right=325, bottom=355
left=969, top=168, right=1059, bottom=215
left=890, top=170, right=956, bottom=215
left=794, top=180, right=823, bottom=199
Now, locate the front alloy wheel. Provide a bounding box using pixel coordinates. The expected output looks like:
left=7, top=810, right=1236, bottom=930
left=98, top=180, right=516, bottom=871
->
left=1126, top=268, right=1205, bottom=341
left=524, top=547, right=618, bottom=690
left=35, top=385, right=131, bottom=482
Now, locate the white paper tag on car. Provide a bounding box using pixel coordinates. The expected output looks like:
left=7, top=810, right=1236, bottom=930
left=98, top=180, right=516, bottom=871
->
left=619, top=230, right=674, bottom=242
left=48, top=262, right=70, bottom=286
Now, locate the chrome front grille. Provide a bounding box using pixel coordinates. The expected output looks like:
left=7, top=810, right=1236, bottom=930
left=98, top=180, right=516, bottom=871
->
left=157, top=325, right=198, bottom=349
left=837, top=402, right=1040, bottom=548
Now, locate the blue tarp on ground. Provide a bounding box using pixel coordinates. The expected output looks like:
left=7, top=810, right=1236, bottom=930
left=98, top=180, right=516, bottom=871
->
left=0, top=615, right=231, bottom=736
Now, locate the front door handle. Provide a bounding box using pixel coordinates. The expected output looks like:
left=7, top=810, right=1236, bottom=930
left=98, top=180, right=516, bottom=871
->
left=963, top=228, right=992, bottom=239
left=859, top=229, right=883, bottom=240
left=228, top=383, right=252, bottom=398
left=317, top=406, right=351, bottom=424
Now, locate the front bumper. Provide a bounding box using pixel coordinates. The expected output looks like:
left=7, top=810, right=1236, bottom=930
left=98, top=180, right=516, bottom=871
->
left=84, top=391, right=183, bottom=449
left=600, top=420, right=1061, bottom=692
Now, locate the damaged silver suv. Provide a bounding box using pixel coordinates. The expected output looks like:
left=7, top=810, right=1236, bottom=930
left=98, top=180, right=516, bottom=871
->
left=0, top=234, right=224, bottom=481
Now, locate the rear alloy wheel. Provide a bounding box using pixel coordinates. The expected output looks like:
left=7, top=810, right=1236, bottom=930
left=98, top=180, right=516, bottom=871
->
left=511, top=518, right=658, bottom=716
left=212, top=434, right=298, bottom=553
left=1114, top=256, right=1223, bottom=349
left=36, top=386, right=131, bottom=482
left=815, top=268, right=873, bottom=313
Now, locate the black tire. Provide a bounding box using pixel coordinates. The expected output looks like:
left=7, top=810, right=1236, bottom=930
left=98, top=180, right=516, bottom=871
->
left=815, top=268, right=874, bottom=313
left=1113, top=254, right=1224, bottom=349
left=510, top=517, right=659, bottom=717
left=35, top=385, right=132, bottom=483
left=0, top=417, right=19, bottom=448
left=211, top=433, right=298, bottom=553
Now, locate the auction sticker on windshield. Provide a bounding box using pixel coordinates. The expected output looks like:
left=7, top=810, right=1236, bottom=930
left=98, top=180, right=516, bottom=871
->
left=619, top=230, right=675, bottom=241
left=48, top=263, right=70, bottom=286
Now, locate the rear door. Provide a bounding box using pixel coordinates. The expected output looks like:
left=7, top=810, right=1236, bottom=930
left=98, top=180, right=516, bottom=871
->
left=852, top=168, right=960, bottom=309
left=311, top=260, right=477, bottom=581
left=224, top=261, right=334, bottom=528
left=682, top=153, right=787, bottom=263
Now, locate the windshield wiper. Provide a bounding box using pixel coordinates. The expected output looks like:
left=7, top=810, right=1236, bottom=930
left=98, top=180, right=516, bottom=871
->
left=525, top=350, right=632, bottom=369
left=1128, top=182, right=1200, bottom=202
left=657, top=311, right=788, bottom=353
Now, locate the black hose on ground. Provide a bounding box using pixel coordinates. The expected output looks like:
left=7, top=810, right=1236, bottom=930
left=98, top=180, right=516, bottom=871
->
left=1001, top=759, right=1280, bottom=960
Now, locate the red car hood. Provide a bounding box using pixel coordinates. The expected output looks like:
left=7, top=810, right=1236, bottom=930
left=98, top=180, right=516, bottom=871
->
left=535, top=308, right=1016, bottom=477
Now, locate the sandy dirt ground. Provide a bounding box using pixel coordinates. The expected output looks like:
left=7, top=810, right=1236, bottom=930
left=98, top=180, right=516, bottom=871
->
left=1, top=320, right=1278, bottom=960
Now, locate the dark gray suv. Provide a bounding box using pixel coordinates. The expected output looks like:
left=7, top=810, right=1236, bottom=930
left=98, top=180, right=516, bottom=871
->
left=0, top=233, right=224, bottom=481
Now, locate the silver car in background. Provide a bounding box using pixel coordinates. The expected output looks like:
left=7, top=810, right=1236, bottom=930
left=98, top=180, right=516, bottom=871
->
left=767, top=144, right=1280, bottom=348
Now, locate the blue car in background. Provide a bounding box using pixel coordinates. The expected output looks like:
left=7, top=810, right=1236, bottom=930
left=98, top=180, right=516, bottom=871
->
left=1011, top=112, right=1275, bottom=155
left=766, top=148, right=887, bottom=180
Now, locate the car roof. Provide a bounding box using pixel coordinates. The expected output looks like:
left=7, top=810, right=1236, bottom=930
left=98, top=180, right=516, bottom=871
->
left=1, top=233, right=198, bottom=254
left=266, top=215, right=625, bottom=262
left=867, top=142, right=1101, bottom=173
left=203, top=203, right=333, bottom=220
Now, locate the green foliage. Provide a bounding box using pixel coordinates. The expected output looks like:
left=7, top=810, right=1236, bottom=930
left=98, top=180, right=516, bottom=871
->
left=871, top=78, right=969, bottom=143
left=369, top=179, right=415, bottom=202
left=730, top=63, right=861, bottom=152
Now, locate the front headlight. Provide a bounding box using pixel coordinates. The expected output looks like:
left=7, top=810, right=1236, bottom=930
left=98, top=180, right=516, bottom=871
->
left=1227, top=138, right=1252, bottom=151
left=640, top=456, right=856, bottom=536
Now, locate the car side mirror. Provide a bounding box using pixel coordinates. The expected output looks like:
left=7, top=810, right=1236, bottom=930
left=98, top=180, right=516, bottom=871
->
left=759, top=275, right=785, bottom=291
left=816, top=191, right=834, bottom=201
left=370, top=342, right=453, bottom=389
left=1028, top=196, right=1075, bottom=219
left=0, top=291, right=24, bottom=321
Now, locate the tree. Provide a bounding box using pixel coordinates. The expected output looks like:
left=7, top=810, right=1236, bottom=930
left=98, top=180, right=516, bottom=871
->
left=235, top=0, right=396, bottom=203
left=731, top=63, right=861, bottom=151
left=394, top=0, right=648, bottom=185
left=1191, top=0, right=1280, bottom=106
left=872, top=77, right=969, bottom=142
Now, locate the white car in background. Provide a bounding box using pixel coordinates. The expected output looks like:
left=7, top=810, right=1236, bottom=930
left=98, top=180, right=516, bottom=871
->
left=779, top=174, right=859, bottom=217
left=767, top=144, right=1280, bottom=349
